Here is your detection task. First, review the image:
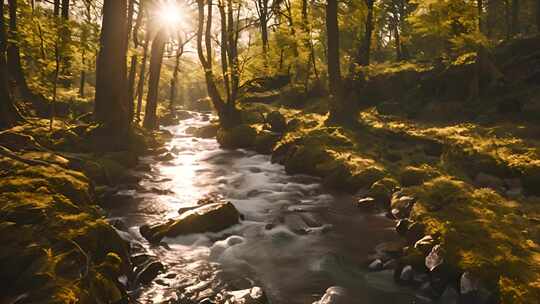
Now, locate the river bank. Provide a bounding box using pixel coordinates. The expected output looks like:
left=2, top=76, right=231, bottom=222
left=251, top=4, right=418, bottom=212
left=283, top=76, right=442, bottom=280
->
left=0, top=119, right=171, bottom=303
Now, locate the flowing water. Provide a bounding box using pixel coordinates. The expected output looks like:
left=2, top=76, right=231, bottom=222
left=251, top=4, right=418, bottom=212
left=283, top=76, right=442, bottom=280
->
left=108, top=112, right=417, bottom=304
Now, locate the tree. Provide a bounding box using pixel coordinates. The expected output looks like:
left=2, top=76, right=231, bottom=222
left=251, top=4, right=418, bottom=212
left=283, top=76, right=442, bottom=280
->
left=94, top=0, right=129, bottom=131
left=143, top=29, right=166, bottom=130
left=511, top=0, right=519, bottom=35
left=536, top=0, right=540, bottom=32
left=0, top=0, right=23, bottom=128
left=356, top=0, right=375, bottom=66
left=6, top=0, right=47, bottom=112
left=196, top=0, right=240, bottom=128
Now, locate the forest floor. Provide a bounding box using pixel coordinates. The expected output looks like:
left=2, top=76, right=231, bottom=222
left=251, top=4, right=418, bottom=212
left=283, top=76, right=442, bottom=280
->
left=0, top=118, right=171, bottom=302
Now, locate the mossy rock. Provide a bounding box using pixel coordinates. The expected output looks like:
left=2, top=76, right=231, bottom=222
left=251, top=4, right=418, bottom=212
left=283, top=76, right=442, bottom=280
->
left=521, top=163, right=540, bottom=195
left=368, top=178, right=399, bottom=209
left=217, top=124, right=257, bottom=149
left=193, top=124, right=219, bottom=139
left=254, top=131, right=281, bottom=154
left=347, top=167, right=386, bottom=190
left=266, top=111, right=287, bottom=133
left=399, top=165, right=435, bottom=187
left=284, top=145, right=333, bottom=176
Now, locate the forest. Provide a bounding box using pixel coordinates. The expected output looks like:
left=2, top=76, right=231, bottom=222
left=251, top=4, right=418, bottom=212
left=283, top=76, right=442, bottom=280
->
left=1, top=0, right=540, bottom=303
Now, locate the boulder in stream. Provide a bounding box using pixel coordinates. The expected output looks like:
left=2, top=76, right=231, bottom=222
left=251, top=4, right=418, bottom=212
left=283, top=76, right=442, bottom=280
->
left=313, top=286, right=351, bottom=304
left=140, top=201, right=241, bottom=243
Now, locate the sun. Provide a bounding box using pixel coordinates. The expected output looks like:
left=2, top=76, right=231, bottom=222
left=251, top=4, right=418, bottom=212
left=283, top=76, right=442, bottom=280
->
left=156, top=1, right=183, bottom=28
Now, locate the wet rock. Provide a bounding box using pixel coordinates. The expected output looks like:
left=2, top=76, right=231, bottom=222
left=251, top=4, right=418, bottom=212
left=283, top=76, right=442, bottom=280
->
left=425, top=245, right=444, bottom=272
left=460, top=272, right=480, bottom=295
left=156, top=152, right=174, bottom=162
left=140, top=201, right=241, bottom=243
left=313, top=286, right=350, bottom=304
left=266, top=111, right=287, bottom=133
left=368, top=259, right=383, bottom=271
left=414, top=235, right=436, bottom=255
left=217, top=125, right=257, bottom=149
left=400, top=166, right=431, bottom=186
left=390, top=194, right=415, bottom=218
left=405, top=222, right=426, bottom=244
left=177, top=110, right=195, bottom=120
left=383, top=259, right=398, bottom=270
left=131, top=254, right=154, bottom=266
left=439, top=286, right=459, bottom=304
left=227, top=286, right=267, bottom=304
left=395, top=219, right=411, bottom=236
left=356, top=197, right=377, bottom=211
left=136, top=261, right=164, bottom=285
left=400, top=265, right=414, bottom=282
left=194, top=124, right=219, bottom=139
left=368, top=178, right=399, bottom=210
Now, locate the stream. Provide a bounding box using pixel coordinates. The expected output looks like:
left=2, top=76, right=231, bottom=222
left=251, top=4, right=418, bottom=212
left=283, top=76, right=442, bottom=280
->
left=108, top=112, right=418, bottom=304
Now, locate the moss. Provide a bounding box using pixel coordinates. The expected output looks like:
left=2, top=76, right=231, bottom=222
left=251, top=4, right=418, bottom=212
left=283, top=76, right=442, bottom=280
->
left=217, top=124, right=257, bottom=149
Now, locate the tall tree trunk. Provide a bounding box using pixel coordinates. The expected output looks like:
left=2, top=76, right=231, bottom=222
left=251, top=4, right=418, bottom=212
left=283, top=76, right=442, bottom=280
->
left=537, top=0, right=540, bottom=32
left=143, top=29, right=166, bottom=130
left=60, top=0, right=71, bottom=85
left=326, top=0, right=341, bottom=96
left=53, top=0, right=60, bottom=16
left=127, top=55, right=137, bottom=124
left=196, top=0, right=240, bottom=128
left=169, top=52, right=181, bottom=112
left=397, top=0, right=409, bottom=59
left=0, top=1, right=23, bottom=128
left=94, top=0, right=129, bottom=131
left=327, top=0, right=357, bottom=123
left=477, top=0, right=483, bottom=33
left=511, top=0, right=519, bottom=36
left=7, top=0, right=47, bottom=113
left=504, top=0, right=511, bottom=39
left=136, top=29, right=150, bottom=122
left=357, top=0, right=375, bottom=66
left=257, top=0, right=269, bottom=57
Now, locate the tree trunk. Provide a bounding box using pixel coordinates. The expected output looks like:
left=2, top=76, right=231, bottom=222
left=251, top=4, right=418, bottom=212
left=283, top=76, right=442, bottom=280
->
left=357, top=0, right=375, bottom=66
left=53, top=0, right=60, bottom=16
left=127, top=55, right=137, bottom=124
left=7, top=0, right=47, bottom=113
left=537, top=0, right=540, bottom=32
left=326, top=0, right=355, bottom=123
left=94, top=0, right=129, bottom=131
left=60, top=0, right=71, bottom=85
left=196, top=0, right=240, bottom=128
left=477, top=0, right=483, bottom=33
left=326, top=0, right=341, bottom=96
left=143, top=29, right=166, bottom=130
left=136, top=29, right=150, bottom=122
left=0, top=1, right=23, bottom=128
left=511, top=0, right=519, bottom=36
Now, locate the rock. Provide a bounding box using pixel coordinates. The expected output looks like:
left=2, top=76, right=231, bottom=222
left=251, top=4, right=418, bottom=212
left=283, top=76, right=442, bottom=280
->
left=425, top=245, right=444, bottom=271
left=193, top=124, right=219, bottom=139
left=460, top=272, right=480, bottom=295
left=377, top=102, right=401, bottom=116
left=266, top=111, right=287, bottom=133
left=217, top=125, right=257, bottom=149
left=156, top=152, right=174, bottom=162
left=395, top=219, right=411, bottom=236
left=400, top=166, right=431, bottom=186
left=254, top=130, right=281, bottom=154
left=136, top=261, right=165, bottom=285
left=227, top=286, right=267, bottom=304
left=368, top=259, right=383, bottom=271
left=177, top=110, right=194, bottom=120
left=140, top=201, right=241, bottom=243
left=474, top=172, right=504, bottom=191
left=313, top=286, right=350, bottom=304
left=356, top=197, right=377, bottom=211
left=189, top=97, right=213, bottom=112
left=405, top=222, right=426, bottom=244
left=383, top=259, right=397, bottom=270
left=400, top=265, right=414, bottom=282
left=439, top=286, right=459, bottom=304
left=414, top=235, right=435, bottom=255
left=390, top=194, right=415, bottom=218
left=368, top=178, right=399, bottom=210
